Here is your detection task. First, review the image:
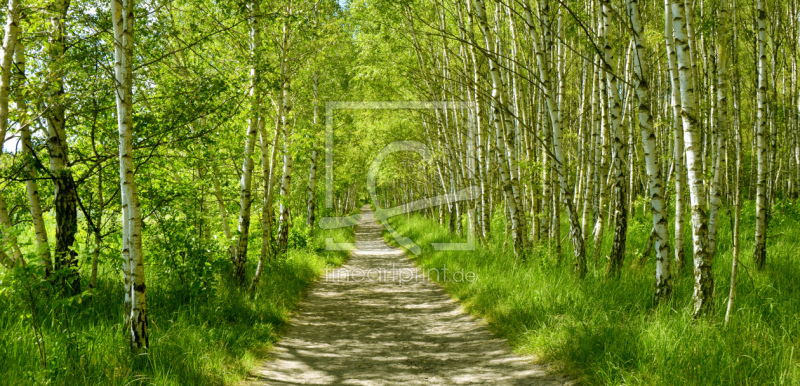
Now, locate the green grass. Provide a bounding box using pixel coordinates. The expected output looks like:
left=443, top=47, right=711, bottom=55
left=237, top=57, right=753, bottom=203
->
left=0, top=227, right=351, bottom=385
left=387, top=201, right=800, bottom=385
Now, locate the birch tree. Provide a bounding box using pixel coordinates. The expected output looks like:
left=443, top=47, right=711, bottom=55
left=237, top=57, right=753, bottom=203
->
left=672, top=0, right=713, bottom=318
left=628, top=0, right=671, bottom=301
left=600, top=0, right=628, bottom=277
left=707, top=0, right=729, bottom=260
left=0, top=0, right=22, bottom=269
left=725, top=0, right=742, bottom=325
left=46, top=0, right=81, bottom=294
left=665, top=0, right=687, bottom=271
left=250, top=96, right=284, bottom=290
left=276, top=6, right=295, bottom=255
left=232, top=0, right=262, bottom=284
left=112, top=0, right=149, bottom=349
left=753, top=0, right=769, bottom=270
left=307, top=72, right=319, bottom=229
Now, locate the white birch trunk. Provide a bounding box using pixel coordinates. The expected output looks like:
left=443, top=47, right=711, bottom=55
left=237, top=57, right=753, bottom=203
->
left=275, top=4, right=295, bottom=255
left=628, top=0, right=671, bottom=301
left=665, top=0, right=687, bottom=271
left=307, top=72, right=319, bottom=229
left=593, top=60, right=610, bottom=262
left=725, top=0, right=741, bottom=324
left=276, top=82, right=294, bottom=254
left=581, top=59, right=599, bottom=245
left=753, top=0, right=768, bottom=270
left=708, top=0, right=729, bottom=259
left=672, top=0, right=713, bottom=318
left=250, top=107, right=283, bottom=291
left=0, top=0, right=24, bottom=268
left=112, top=0, right=148, bottom=349
left=232, top=0, right=262, bottom=284
left=601, top=0, right=628, bottom=276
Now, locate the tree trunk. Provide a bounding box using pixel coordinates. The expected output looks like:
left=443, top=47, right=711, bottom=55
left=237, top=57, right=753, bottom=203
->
left=249, top=103, right=284, bottom=291
left=665, top=0, right=687, bottom=272
left=726, top=0, right=742, bottom=323
left=112, top=0, right=148, bottom=350
left=47, top=0, right=81, bottom=295
left=91, top=164, right=103, bottom=289
left=276, top=84, right=294, bottom=255
left=601, top=0, right=628, bottom=278
left=628, top=0, right=671, bottom=302
left=753, top=0, right=769, bottom=270
left=582, top=60, right=599, bottom=247
left=14, top=30, right=52, bottom=275
left=672, top=0, right=713, bottom=318
left=232, top=0, right=262, bottom=284
left=593, top=59, right=610, bottom=262
left=708, top=0, right=729, bottom=259
left=0, top=0, right=24, bottom=269
left=307, top=72, right=319, bottom=229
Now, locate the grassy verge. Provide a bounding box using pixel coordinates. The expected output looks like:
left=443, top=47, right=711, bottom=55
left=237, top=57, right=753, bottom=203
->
left=0, top=227, right=351, bottom=385
left=386, top=202, right=800, bottom=385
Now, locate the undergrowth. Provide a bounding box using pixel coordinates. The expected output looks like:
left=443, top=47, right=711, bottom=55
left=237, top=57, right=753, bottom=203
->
left=387, top=201, right=800, bottom=385
left=0, top=226, right=351, bottom=385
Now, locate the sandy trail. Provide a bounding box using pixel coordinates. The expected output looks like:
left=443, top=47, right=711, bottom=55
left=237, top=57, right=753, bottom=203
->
left=246, top=206, right=572, bottom=385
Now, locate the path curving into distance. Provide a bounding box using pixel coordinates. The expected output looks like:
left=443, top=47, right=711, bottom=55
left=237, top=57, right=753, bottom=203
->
left=246, top=206, right=572, bottom=385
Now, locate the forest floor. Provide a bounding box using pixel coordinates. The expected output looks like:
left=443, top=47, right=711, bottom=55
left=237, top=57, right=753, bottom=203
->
left=244, top=206, right=572, bottom=385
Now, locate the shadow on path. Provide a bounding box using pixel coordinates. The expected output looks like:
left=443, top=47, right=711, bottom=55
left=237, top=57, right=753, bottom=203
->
left=246, top=206, right=573, bottom=385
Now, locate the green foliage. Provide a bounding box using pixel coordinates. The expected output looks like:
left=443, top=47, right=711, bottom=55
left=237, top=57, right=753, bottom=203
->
left=388, top=204, right=800, bottom=385
left=288, top=222, right=311, bottom=250
left=0, top=227, right=351, bottom=385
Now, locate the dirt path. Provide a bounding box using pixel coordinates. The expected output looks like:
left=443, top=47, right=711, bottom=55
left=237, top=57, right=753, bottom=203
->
left=246, top=206, right=572, bottom=385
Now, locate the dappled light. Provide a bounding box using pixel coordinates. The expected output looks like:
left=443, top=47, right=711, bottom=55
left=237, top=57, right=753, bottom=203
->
left=247, top=207, right=571, bottom=385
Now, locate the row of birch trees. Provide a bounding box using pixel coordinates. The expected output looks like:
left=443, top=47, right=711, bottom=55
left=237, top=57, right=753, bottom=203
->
left=382, top=0, right=795, bottom=319
left=0, top=0, right=352, bottom=355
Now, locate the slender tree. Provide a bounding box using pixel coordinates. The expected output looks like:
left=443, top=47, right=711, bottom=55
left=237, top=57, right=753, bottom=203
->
left=672, top=0, right=713, bottom=318
left=232, top=0, right=263, bottom=284
left=601, top=0, right=628, bottom=277
left=753, top=0, right=769, bottom=270
left=628, top=0, right=671, bottom=301
left=0, top=0, right=23, bottom=270
left=112, top=0, right=149, bottom=349
left=46, top=0, right=81, bottom=294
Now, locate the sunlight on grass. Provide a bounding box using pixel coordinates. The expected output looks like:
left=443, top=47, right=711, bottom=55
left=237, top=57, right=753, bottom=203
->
left=0, top=227, right=351, bottom=385
left=388, top=201, right=800, bottom=385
